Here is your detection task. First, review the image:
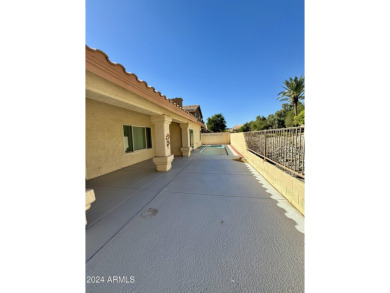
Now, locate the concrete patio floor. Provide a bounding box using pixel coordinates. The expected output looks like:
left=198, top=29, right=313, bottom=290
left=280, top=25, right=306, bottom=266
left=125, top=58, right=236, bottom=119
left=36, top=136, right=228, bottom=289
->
left=86, top=146, right=304, bottom=293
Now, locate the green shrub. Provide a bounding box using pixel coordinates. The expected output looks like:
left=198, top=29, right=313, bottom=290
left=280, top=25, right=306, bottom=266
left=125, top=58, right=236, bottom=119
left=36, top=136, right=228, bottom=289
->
left=294, top=110, right=305, bottom=126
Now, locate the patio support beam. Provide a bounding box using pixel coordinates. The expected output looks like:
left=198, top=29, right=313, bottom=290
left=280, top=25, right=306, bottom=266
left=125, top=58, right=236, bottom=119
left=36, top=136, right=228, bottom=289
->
left=151, top=115, right=174, bottom=172
left=180, top=123, right=191, bottom=157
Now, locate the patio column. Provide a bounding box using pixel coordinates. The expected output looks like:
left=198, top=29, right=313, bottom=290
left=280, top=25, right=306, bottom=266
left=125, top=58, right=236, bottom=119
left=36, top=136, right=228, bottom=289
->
left=180, top=122, right=191, bottom=157
left=151, top=115, right=174, bottom=172
left=85, top=189, right=96, bottom=225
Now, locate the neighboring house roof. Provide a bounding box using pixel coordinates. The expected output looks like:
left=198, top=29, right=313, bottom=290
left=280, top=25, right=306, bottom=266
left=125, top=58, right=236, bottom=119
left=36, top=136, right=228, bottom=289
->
left=86, top=46, right=205, bottom=128
left=233, top=124, right=243, bottom=130
left=182, top=105, right=203, bottom=121
left=182, top=105, right=199, bottom=111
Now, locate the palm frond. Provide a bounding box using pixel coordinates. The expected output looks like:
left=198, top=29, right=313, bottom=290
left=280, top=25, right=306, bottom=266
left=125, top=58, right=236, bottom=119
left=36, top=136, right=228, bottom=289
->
left=277, top=75, right=305, bottom=103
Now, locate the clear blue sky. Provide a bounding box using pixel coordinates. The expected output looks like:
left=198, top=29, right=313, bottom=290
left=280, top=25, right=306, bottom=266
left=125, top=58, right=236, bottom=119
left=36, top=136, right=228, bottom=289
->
left=86, top=0, right=304, bottom=128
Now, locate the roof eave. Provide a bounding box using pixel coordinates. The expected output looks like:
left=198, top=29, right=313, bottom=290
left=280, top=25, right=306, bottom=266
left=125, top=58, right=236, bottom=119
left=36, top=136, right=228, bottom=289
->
left=86, top=45, right=205, bottom=127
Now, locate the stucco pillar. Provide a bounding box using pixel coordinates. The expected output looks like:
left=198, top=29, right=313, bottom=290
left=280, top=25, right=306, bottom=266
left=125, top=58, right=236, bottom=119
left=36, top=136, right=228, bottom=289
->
left=151, top=115, right=174, bottom=171
left=85, top=189, right=96, bottom=225
left=180, top=123, right=191, bottom=157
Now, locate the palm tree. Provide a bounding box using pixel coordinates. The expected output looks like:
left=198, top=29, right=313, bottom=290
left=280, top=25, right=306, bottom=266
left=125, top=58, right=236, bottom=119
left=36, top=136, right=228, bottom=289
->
left=277, top=76, right=305, bottom=116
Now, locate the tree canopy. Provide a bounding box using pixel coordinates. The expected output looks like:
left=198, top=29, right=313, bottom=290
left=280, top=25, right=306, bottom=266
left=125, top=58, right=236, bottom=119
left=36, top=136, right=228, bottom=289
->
left=238, top=122, right=251, bottom=132
left=206, top=113, right=227, bottom=132
left=277, top=75, right=305, bottom=116
left=237, top=75, right=305, bottom=133
left=238, top=102, right=304, bottom=132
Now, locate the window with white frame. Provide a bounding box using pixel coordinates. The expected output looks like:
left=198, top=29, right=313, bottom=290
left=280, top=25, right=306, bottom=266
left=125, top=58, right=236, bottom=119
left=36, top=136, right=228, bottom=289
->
left=123, top=125, right=152, bottom=153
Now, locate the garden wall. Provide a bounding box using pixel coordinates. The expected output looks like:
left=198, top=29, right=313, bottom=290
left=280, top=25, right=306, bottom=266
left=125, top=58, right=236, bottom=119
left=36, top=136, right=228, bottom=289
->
left=201, top=132, right=230, bottom=145
left=230, top=133, right=305, bottom=215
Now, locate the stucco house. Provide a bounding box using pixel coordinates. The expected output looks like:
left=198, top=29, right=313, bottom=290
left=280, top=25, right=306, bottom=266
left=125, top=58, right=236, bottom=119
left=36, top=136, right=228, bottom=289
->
left=85, top=46, right=205, bottom=219
left=232, top=124, right=243, bottom=132
left=169, top=98, right=205, bottom=125
left=86, top=45, right=205, bottom=178
left=85, top=45, right=205, bottom=215
left=182, top=104, right=204, bottom=123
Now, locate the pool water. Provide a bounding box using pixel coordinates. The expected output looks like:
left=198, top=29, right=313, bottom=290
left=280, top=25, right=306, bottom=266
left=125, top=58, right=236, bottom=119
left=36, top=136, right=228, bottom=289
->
left=200, top=145, right=228, bottom=156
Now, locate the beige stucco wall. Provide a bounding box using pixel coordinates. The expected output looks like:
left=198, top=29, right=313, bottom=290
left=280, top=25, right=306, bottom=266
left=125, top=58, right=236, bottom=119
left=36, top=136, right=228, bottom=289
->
left=86, top=70, right=205, bottom=176
left=170, top=122, right=182, bottom=156
left=201, top=132, right=230, bottom=145
left=230, top=133, right=305, bottom=215
left=86, top=72, right=204, bottom=126
left=86, top=98, right=155, bottom=179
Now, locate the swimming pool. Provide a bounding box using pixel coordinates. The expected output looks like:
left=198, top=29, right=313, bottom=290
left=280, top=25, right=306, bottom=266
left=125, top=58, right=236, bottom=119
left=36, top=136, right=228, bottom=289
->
left=200, top=145, right=228, bottom=156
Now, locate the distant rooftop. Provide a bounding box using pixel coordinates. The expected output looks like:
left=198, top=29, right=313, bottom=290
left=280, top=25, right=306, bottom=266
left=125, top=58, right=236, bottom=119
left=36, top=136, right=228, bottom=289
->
left=182, top=105, right=200, bottom=111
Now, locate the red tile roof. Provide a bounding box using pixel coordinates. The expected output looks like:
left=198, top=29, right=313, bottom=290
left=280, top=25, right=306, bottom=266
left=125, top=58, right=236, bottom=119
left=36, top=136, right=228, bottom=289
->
left=86, top=45, right=205, bottom=127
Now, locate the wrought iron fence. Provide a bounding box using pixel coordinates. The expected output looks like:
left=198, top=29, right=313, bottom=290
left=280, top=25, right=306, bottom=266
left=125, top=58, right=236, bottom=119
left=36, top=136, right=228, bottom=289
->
left=244, top=126, right=305, bottom=178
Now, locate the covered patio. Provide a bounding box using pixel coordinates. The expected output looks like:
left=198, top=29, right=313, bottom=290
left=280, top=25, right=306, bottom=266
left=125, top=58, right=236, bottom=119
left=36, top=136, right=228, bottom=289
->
left=86, top=146, right=304, bottom=292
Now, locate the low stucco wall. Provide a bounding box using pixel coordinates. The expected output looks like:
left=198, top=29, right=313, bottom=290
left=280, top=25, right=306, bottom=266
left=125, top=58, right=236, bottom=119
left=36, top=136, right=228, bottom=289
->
left=230, top=133, right=305, bottom=215
left=86, top=98, right=155, bottom=179
left=201, top=132, right=230, bottom=145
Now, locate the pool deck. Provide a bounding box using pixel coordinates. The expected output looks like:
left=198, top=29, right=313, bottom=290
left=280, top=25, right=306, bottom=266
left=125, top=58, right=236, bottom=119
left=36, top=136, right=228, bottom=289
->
left=86, top=145, right=304, bottom=292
